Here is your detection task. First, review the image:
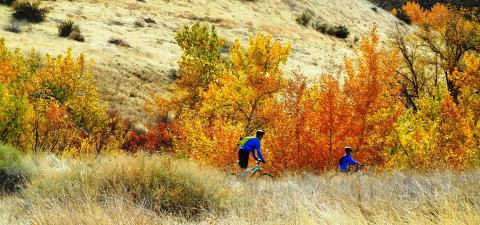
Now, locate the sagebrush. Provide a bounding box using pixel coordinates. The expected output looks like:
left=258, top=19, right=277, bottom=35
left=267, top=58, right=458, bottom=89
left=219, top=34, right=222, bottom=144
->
left=12, top=0, right=48, bottom=23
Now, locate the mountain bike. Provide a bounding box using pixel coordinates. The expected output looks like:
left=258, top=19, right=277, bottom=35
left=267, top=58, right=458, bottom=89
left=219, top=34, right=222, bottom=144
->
left=239, top=160, right=274, bottom=179
left=225, top=160, right=274, bottom=179
left=328, top=164, right=368, bottom=180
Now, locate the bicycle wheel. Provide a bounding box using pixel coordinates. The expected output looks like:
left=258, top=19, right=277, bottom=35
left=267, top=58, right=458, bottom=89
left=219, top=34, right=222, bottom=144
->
left=250, top=171, right=274, bottom=180
left=224, top=162, right=240, bottom=177
left=259, top=172, right=274, bottom=179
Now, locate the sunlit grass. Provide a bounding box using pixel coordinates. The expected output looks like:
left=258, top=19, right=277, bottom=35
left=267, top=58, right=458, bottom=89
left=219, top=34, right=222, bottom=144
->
left=0, top=153, right=478, bottom=225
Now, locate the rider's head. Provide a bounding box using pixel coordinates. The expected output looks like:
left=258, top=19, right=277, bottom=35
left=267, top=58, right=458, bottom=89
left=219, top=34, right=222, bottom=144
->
left=256, top=130, right=265, bottom=140
left=345, top=146, right=352, bottom=154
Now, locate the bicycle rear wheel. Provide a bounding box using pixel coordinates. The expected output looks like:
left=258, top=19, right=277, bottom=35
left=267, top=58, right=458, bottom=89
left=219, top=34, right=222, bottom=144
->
left=259, top=172, right=274, bottom=179
left=250, top=171, right=274, bottom=179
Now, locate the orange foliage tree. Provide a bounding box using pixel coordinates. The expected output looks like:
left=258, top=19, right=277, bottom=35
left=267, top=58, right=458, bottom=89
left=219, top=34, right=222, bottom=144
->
left=386, top=2, right=480, bottom=169
left=343, top=27, right=403, bottom=165
left=402, top=2, right=480, bottom=103
left=149, top=20, right=480, bottom=172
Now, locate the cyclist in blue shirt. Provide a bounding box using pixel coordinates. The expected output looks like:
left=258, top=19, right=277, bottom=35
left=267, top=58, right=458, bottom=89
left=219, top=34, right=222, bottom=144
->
left=338, top=146, right=362, bottom=172
left=238, top=130, right=266, bottom=169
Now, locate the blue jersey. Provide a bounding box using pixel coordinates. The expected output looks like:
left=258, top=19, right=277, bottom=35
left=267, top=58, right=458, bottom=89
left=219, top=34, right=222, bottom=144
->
left=239, top=137, right=265, bottom=161
left=339, top=154, right=360, bottom=171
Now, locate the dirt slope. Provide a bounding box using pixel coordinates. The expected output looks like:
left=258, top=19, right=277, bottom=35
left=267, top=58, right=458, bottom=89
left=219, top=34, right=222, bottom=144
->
left=0, top=0, right=405, bottom=120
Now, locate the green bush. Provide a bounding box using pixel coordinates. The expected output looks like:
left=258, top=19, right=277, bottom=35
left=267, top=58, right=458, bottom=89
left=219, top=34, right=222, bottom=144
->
left=12, top=0, right=48, bottom=23
left=312, top=20, right=350, bottom=39
left=0, top=0, right=15, bottom=5
left=0, top=144, right=30, bottom=194
left=57, top=20, right=85, bottom=42
left=333, top=25, right=350, bottom=38
left=312, top=21, right=329, bottom=33
left=296, top=10, right=314, bottom=26
left=58, top=20, right=79, bottom=37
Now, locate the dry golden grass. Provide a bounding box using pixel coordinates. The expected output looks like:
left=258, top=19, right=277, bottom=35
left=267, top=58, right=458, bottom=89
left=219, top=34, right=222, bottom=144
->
left=0, top=0, right=404, bottom=121
left=0, top=153, right=478, bottom=225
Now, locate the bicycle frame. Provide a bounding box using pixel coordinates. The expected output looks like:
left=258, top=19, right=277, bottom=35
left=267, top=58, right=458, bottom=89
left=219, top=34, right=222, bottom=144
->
left=239, top=161, right=262, bottom=178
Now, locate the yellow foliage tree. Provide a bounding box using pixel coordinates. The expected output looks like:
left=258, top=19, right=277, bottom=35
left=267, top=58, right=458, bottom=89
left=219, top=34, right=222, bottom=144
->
left=0, top=39, right=113, bottom=153
left=203, top=34, right=291, bottom=135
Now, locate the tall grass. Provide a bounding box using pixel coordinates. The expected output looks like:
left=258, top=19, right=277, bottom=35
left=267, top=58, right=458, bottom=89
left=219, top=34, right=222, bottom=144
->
left=0, top=144, right=30, bottom=194
left=0, top=153, right=478, bottom=224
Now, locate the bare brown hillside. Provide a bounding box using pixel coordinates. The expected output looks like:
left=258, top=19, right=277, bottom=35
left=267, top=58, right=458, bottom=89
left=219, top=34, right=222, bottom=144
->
left=0, top=0, right=405, bottom=120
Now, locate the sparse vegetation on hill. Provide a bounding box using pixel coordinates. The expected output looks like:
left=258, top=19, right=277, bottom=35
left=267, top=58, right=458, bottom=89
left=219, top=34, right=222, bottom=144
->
left=58, top=20, right=84, bottom=42
left=295, top=10, right=314, bottom=26
left=12, top=0, right=48, bottom=23
left=57, top=20, right=78, bottom=37
left=0, top=0, right=15, bottom=6
left=3, top=22, right=21, bottom=33
left=312, top=21, right=350, bottom=39
left=108, top=38, right=130, bottom=47
left=0, top=0, right=404, bottom=121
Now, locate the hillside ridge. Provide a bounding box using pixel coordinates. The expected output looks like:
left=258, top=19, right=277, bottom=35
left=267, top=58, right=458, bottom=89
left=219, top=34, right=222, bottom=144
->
left=0, top=0, right=405, bottom=120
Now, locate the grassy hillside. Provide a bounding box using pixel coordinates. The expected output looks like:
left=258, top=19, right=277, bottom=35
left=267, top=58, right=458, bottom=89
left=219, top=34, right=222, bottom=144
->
left=0, top=0, right=403, bottom=120
left=0, top=153, right=478, bottom=224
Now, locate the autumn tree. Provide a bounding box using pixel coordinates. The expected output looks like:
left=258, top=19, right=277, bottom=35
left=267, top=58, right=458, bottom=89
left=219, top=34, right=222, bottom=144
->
left=0, top=39, right=115, bottom=153
left=312, top=74, right=352, bottom=169
left=172, top=23, right=226, bottom=110
left=402, top=2, right=480, bottom=103
left=151, top=28, right=292, bottom=167
left=344, top=27, right=402, bottom=164
left=202, top=34, right=291, bottom=135
left=386, top=2, right=480, bottom=169
left=261, top=72, right=311, bottom=171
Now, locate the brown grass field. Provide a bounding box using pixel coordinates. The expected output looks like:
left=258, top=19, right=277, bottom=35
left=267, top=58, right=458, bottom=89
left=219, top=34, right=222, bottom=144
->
left=0, top=153, right=478, bottom=225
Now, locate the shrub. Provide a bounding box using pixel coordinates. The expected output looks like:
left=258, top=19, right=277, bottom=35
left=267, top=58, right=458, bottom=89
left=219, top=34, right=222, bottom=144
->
left=134, top=20, right=145, bottom=28
left=312, top=20, right=350, bottom=39
left=108, top=38, right=130, bottom=47
left=3, top=23, right=21, bottom=33
left=312, top=21, right=329, bottom=33
left=333, top=25, right=350, bottom=38
left=0, top=144, right=30, bottom=194
left=69, top=31, right=85, bottom=42
left=122, top=119, right=174, bottom=153
left=0, top=0, right=15, bottom=5
left=57, top=20, right=85, bottom=42
left=296, top=10, right=313, bottom=26
left=12, top=0, right=48, bottom=23
left=57, top=20, right=79, bottom=37
left=144, top=17, right=156, bottom=24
